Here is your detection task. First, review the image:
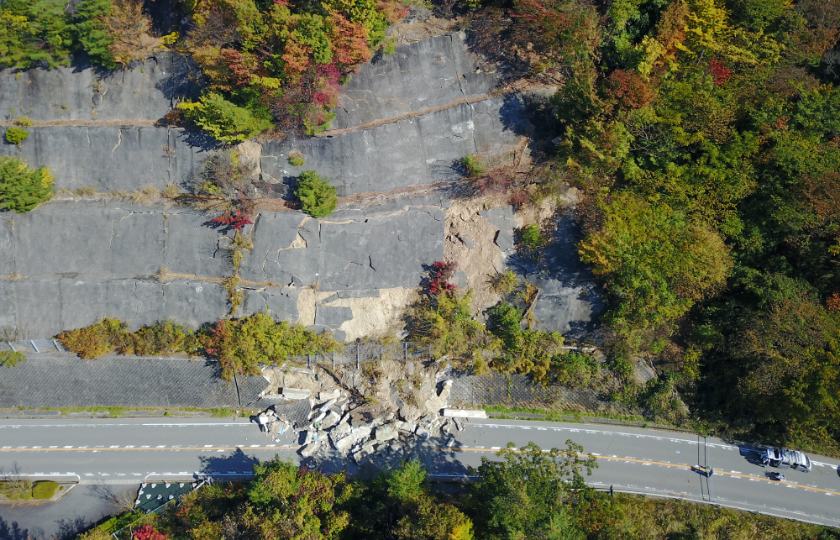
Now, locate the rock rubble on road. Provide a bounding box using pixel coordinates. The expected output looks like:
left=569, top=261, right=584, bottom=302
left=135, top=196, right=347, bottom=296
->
left=254, top=375, right=485, bottom=465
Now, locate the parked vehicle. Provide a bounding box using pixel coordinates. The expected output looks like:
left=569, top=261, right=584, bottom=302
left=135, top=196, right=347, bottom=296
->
left=767, top=471, right=786, bottom=482
left=762, top=447, right=811, bottom=472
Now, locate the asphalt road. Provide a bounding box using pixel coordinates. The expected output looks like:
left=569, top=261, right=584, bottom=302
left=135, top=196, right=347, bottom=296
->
left=1, top=418, right=839, bottom=528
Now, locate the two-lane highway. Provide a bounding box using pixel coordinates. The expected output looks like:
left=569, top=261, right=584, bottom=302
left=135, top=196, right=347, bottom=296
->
left=1, top=418, right=838, bottom=527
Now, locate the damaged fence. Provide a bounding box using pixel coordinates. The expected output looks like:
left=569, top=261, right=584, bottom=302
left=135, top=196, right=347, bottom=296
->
left=286, top=343, right=627, bottom=416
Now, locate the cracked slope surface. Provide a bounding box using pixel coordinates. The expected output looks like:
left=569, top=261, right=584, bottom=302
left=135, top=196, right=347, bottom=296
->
left=1, top=197, right=445, bottom=338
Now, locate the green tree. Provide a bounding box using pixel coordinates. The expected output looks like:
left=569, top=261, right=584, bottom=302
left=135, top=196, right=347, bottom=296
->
left=468, top=441, right=596, bottom=540
left=74, top=0, right=116, bottom=68
left=179, top=92, right=273, bottom=143
left=195, top=312, right=338, bottom=379
left=56, top=318, right=128, bottom=359
left=246, top=457, right=351, bottom=539
left=0, top=157, right=54, bottom=213
left=0, top=0, right=76, bottom=69
left=0, top=350, right=27, bottom=368
left=709, top=275, right=840, bottom=448
left=578, top=192, right=732, bottom=337
left=5, top=127, right=29, bottom=145
left=342, top=459, right=474, bottom=540
left=294, top=170, right=338, bottom=218
left=409, top=289, right=496, bottom=363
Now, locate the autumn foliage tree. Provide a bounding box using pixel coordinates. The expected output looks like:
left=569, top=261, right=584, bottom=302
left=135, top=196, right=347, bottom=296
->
left=179, top=0, right=406, bottom=141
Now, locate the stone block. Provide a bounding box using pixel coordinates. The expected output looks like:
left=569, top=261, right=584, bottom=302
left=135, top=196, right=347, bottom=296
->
left=374, top=425, right=399, bottom=442
left=318, top=389, right=341, bottom=401
left=321, top=410, right=341, bottom=430
left=281, top=388, right=311, bottom=400
left=300, top=440, right=322, bottom=458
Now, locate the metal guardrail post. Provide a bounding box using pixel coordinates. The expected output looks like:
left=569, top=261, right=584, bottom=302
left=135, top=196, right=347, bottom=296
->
left=332, top=351, right=336, bottom=371
left=307, top=355, right=311, bottom=370
left=30, top=340, right=39, bottom=353
left=356, top=343, right=360, bottom=370
left=404, top=341, right=408, bottom=361
left=7, top=342, right=16, bottom=352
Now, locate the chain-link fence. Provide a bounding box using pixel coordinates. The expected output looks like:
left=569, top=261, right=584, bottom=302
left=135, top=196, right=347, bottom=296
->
left=448, top=372, right=632, bottom=414
left=286, top=343, right=630, bottom=416
left=291, top=342, right=434, bottom=370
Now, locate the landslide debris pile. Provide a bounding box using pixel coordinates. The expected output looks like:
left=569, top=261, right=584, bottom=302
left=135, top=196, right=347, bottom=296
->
left=255, top=359, right=478, bottom=464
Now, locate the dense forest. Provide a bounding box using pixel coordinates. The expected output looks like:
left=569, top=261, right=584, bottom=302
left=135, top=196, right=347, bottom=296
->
left=524, top=0, right=840, bottom=456
left=77, top=446, right=840, bottom=540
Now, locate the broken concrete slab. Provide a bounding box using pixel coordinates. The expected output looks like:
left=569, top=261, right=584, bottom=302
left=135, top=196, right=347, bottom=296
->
left=479, top=206, right=517, bottom=253
left=321, top=410, right=341, bottom=430
left=281, top=388, right=311, bottom=400
left=373, top=424, right=399, bottom=442
left=300, top=440, right=322, bottom=458
left=318, top=389, right=341, bottom=401
left=529, top=276, right=606, bottom=339
left=442, top=409, right=487, bottom=418
left=314, top=305, right=354, bottom=327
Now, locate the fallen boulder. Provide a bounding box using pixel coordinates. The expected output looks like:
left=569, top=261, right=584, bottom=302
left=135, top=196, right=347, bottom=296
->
left=373, top=424, right=399, bottom=442
left=282, top=388, right=311, bottom=400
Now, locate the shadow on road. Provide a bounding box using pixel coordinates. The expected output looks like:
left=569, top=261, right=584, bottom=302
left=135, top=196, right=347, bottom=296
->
left=0, top=517, right=32, bottom=540
left=198, top=448, right=261, bottom=479
left=737, top=444, right=767, bottom=467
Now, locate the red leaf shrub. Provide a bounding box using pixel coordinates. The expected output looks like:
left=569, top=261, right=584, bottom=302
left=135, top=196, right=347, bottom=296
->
left=427, top=261, right=458, bottom=296
left=709, top=59, right=732, bottom=86
left=210, top=209, right=254, bottom=230
left=603, top=69, right=654, bottom=109
left=828, top=293, right=840, bottom=313
left=134, top=525, right=168, bottom=540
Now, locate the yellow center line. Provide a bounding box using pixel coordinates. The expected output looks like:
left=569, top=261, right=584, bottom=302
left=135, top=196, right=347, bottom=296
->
left=447, top=447, right=840, bottom=496
left=4, top=446, right=838, bottom=497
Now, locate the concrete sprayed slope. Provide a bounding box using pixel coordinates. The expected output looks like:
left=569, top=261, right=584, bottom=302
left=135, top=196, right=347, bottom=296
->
left=261, top=96, right=528, bottom=197
left=0, top=126, right=204, bottom=192
left=1, top=33, right=527, bottom=196
left=0, top=356, right=266, bottom=408
left=332, top=32, right=499, bottom=130
left=0, top=53, right=202, bottom=123
left=0, top=198, right=444, bottom=338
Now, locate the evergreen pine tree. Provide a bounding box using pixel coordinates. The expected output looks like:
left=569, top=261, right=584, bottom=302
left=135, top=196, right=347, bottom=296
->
left=0, top=157, right=54, bottom=213
left=74, top=0, right=115, bottom=68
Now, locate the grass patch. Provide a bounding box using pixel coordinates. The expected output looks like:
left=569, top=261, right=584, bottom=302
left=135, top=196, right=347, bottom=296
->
left=3, top=406, right=245, bottom=418
left=484, top=404, right=650, bottom=424
left=0, top=480, right=33, bottom=500
left=31, top=481, right=58, bottom=499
